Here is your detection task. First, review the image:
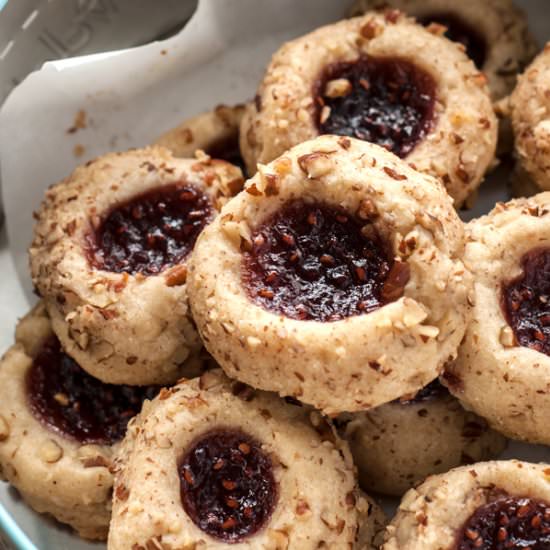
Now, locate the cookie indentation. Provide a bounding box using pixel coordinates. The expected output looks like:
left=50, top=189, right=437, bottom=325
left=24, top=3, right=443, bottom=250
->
left=26, top=338, right=159, bottom=445
left=502, top=247, right=550, bottom=356
left=88, top=183, right=213, bottom=276
left=418, top=13, right=487, bottom=69
left=315, top=56, right=436, bottom=158
left=179, top=429, right=277, bottom=543
left=457, top=496, right=550, bottom=550
left=242, top=200, right=406, bottom=322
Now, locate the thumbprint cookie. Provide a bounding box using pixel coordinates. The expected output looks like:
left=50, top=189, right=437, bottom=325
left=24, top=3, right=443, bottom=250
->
left=0, top=303, right=159, bottom=540
left=444, top=194, right=550, bottom=444
left=29, top=147, right=243, bottom=385
left=240, top=12, right=497, bottom=206
left=509, top=45, right=550, bottom=193
left=382, top=460, right=550, bottom=550
left=108, top=369, right=376, bottom=549
left=350, top=0, right=537, bottom=101
left=188, top=136, right=471, bottom=415
left=338, top=379, right=506, bottom=496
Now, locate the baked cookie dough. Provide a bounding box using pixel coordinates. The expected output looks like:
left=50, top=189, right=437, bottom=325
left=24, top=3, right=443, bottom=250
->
left=240, top=12, right=497, bottom=206
left=509, top=45, right=550, bottom=192
left=29, top=146, right=243, bottom=385
left=382, top=460, right=550, bottom=549
left=338, top=380, right=507, bottom=496
left=444, top=193, right=550, bottom=445
left=0, top=303, right=159, bottom=540
left=188, top=135, right=471, bottom=415
left=350, top=0, right=537, bottom=101
left=154, top=104, right=247, bottom=173
left=108, top=369, right=375, bottom=549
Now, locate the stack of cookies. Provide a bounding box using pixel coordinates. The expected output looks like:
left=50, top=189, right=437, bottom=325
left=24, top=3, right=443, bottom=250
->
left=1, top=1, right=549, bottom=549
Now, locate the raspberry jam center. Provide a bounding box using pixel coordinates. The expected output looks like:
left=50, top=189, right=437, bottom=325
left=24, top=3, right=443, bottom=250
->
left=242, top=200, right=408, bottom=322
left=502, top=248, right=550, bottom=356
left=88, top=183, right=213, bottom=276
left=418, top=13, right=487, bottom=69
left=179, top=429, right=277, bottom=543
left=457, top=496, right=550, bottom=550
left=315, top=56, right=436, bottom=158
left=26, top=337, right=158, bottom=445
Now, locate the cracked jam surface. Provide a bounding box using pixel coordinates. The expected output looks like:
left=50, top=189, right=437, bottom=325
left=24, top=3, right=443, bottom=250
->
left=179, top=429, right=277, bottom=543
left=27, top=337, right=159, bottom=445
left=88, top=183, right=213, bottom=276
left=315, top=56, right=436, bottom=158
left=242, top=200, right=409, bottom=322
left=457, top=496, right=550, bottom=550
left=418, top=13, right=487, bottom=69
left=502, top=247, right=550, bottom=356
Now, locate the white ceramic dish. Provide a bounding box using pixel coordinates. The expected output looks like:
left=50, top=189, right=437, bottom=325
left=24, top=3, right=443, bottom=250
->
left=0, top=1, right=549, bottom=548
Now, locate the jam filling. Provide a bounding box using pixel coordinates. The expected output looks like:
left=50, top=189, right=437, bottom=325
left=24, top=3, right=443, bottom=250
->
left=418, top=13, right=487, bottom=69
left=88, top=183, right=213, bottom=276
left=315, top=56, right=436, bottom=158
left=179, top=429, right=277, bottom=543
left=26, top=337, right=159, bottom=445
left=242, top=200, right=408, bottom=322
left=502, top=248, right=550, bottom=356
left=398, top=379, right=449, bottom=405
left=457, top=496, right=550, bottom=550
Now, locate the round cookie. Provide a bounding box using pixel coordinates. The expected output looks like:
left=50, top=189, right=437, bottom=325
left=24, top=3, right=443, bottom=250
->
left=108, top=369, right=375, bottom=549
left=29, top=146, right=244, bottom=385
left=349, top=0, right=537, bottom=101
left=0, top=303, right=159, bottom=540
left=509, top=44, right=550, bottom=192
left=382, top=460, right=550, bottom=550
left=188, top=135, right=471, bottom=415
left=338, top=380, right=507, bottom=497
left=154, top=104, right=247, bottom=173
left=444, top=193, right=550, bottom=445
left=240, top=11, right=497, bottom=206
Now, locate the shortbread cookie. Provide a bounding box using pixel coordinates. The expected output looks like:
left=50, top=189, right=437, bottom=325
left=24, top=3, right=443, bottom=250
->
left=29, top=147, right=243, bottom=385
left=0, top=303, right=159, bottom=540
left=350, top=0, right=537, bottom=100
left=338, top=380, right=507, bottom=496
left=509, top=45, right=550, bottom=192
left=154, top=104, right=246, bottom=173
left=382, top=460, right=550, bottom=549
left=240, top=12, right=497, bottom=206
left=108, top=369, right=375, bottom=549
left=188, top=136, right=471, bottom=415
left=444, top=194, right=550, bottom=444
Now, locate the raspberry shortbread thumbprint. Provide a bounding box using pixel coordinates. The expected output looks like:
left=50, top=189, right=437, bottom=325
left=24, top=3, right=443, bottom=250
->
left=108, top=369, right=378, bottom=549
left=188, top=136, right=471, bottom=415
left=338, top=379, right=506, bottom=496
left=0, top=303, right=160, bottom=539
left=382, top=461, right=550, bottom=550
left=444, top=194, right=550, bottom=444
left=240, top=12, right=497, bottom=206
left=29, top=147, right=243, bottom=385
